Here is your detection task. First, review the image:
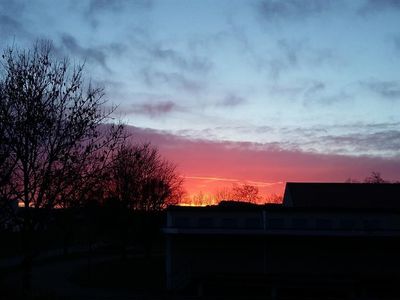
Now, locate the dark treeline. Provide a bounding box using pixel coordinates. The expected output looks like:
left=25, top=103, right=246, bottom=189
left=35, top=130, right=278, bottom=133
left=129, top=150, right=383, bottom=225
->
left=0, top=41, right=183, bottom=294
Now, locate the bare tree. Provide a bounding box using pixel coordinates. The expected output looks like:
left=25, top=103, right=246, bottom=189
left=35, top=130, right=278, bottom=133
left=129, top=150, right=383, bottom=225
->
left=231, top=184, right=261, bottom=203
left=265, top=193, right=283, bottom=204
left=187, top=191, right=216, bottom=206
left=109, top=143, right=183, bottom=211
left=364, top=171, right=387, bottom=184
left=214, top=184, right=263, bottom=204
left=214, top=187, right=233, bottom=202
left=0, top=102, right=14, bottom=188
left=0, top=41, right=122, bottom=290
left=346, top=172, right=390, bottom=184
left=107, top=143, right=183, bottom=259
left=0, top=96, right=17, bottom=226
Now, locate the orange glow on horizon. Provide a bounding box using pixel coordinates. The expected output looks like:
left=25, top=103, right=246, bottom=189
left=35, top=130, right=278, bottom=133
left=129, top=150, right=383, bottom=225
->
left=178, top=202, right=209, bottom=207
left=177, top=176, right=284, bottom=206
left=177, top=193, right=283, bottom=207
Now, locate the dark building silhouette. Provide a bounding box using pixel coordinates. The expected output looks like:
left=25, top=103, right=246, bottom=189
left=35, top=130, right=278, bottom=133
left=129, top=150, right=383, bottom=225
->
left=164, top=183, right=400, bottom=298
left=283, top=182, right=400, bottom=209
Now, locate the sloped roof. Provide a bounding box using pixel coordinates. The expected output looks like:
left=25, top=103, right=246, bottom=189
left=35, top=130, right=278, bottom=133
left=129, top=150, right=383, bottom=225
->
left=283, top=182, right=400, bottom=209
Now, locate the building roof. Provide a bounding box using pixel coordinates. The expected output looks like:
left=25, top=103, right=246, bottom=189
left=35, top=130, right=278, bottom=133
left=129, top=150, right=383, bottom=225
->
left=283, top=182, right=400, bottom=209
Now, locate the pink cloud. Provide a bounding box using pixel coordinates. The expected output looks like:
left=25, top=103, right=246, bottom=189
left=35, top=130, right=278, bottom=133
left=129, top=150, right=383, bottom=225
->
left=124, top=125, right=400, bottom=197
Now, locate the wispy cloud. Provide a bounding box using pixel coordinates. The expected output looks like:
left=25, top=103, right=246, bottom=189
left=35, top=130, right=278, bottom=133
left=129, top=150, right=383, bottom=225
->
left=184, top=176, right=282, bottom=187
left=392, top=34, right=400, bottom=54
left=87, top=0, right=152, bottom=14
left=358, top=0, right=400, bottom=15
left=361, top=79, right=400, bottom=100
left=165, top=122, right=400, bottom=158
left=124, top=100, right=182, bottom=118
left=278, top=39, right=336, bottom=68
left=124, top=25, right=213, bottom=75
left=257, top=0, right=336, bottom=21
left=304, top=81, right=325, bottom=98
left=60, top=33, right=111, bottom=72
left=217, top=94, right=246, bottom=107
left=276, top=124, right=400, bottom=157
left=185, top=176, right=240, bottom=183
left=0, top=14, right=30, bottom=40
left=257, top=0, right=400, bottom=20
left=268, top=80, right=348, bottom=106
left=148, top=44, right=212, bottom=74
left=140, top=68, right=204, bottom=93
left=256, top=39, right=338, bottom=79
left=320, top=131, right=400, bottom=155
left=304, top=90, right=352, bottom=106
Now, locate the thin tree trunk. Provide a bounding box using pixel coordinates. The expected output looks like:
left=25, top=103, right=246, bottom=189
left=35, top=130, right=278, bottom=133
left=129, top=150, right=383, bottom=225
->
left=21, top=208, right=32, bottom=293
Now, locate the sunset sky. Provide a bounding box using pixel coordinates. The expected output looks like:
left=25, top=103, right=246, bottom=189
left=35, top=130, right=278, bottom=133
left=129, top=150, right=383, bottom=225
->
left=2, top=0, right=400, bottom=201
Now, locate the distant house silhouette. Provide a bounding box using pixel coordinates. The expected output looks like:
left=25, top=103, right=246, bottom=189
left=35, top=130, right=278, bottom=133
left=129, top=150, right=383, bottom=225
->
left=164, top=182, right=400, bottom=298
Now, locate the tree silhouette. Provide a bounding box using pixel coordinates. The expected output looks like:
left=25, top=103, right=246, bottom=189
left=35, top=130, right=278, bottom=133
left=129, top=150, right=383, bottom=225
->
left=231, top=184, right=261, bottom=203
left=190, top=191, right=216, bottom=206
left=0, top=98, right=17, bottom=226
left=0, top=41, right=122, bottom=290
left=364, top=171, right=387, bottom=184
left=214, top=184, right=264, bottom=204
left=346, top=172, right=390, bottom=184
left=214, top=187, right=233, bottom=202
left=265, top=193, right=283, bottom=204
left=106, top=143, right=183, bottom=259
left=108, top=143, right=183, bottom=211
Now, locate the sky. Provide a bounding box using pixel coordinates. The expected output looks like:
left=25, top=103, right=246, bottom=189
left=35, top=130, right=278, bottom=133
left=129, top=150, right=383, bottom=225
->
left=1, top=0, right=400, bottom=201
